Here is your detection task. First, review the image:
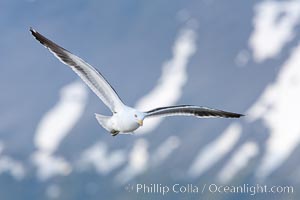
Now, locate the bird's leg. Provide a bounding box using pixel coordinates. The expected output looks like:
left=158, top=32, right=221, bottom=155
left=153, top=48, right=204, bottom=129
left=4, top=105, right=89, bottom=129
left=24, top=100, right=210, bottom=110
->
left=110, top=130, right=120, bottom=137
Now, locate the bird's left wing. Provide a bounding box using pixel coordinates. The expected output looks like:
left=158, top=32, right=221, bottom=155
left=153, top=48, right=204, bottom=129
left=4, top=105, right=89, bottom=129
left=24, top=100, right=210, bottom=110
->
left=145, top=105, right=243, bottom=118
left=30, top=28, right=124, bottom=113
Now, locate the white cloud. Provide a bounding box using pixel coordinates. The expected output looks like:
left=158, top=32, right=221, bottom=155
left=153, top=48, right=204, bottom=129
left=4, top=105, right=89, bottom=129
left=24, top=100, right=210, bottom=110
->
left=151, top=136, right=181, bottom=167
left=235, top=50, right=250, bottom=67
left=0, top=156, right=26, bottom=180
left=135, top=28, right=197, bottom=134
left=115, top=139, right=149, bottom=184
left=188, top=123, right=242, bottom=178
left=78, top=141, right=126, bottom=175
left=218, top=142, right=259, bottom=183
left=0, top=141, right=26, bottom=180
left=32, top=152, right=72, bottom=181
left=34, top=81, right=88, bottom=153
left=247, top=42, right=300, bottom=179
left=32, top=81, right=88, bottom=180
left=46, top=184, right=61, bottom=199
left=249, top=0, right=300, bottom=62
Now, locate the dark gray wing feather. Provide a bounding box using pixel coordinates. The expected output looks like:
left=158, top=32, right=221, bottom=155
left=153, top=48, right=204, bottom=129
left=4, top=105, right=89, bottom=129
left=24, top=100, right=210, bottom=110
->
left=145, top=105, right=244, bottom=118
left=30, top=28, right=124, bottom=113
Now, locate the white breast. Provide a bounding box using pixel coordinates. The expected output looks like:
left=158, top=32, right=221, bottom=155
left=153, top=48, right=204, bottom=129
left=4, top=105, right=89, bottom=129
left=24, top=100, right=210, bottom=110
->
left=110, top=111, right=140, bottom=133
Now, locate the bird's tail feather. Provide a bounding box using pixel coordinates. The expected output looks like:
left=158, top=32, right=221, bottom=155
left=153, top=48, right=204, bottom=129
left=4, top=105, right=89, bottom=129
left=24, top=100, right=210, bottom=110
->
left=95, top=113, right=111, bottom=132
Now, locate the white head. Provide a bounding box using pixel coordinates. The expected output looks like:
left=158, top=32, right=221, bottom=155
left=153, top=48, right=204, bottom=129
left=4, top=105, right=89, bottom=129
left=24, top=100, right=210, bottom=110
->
left=113, top=107, right=145, bottom=132
left=132, top=111, right=145, bottom=126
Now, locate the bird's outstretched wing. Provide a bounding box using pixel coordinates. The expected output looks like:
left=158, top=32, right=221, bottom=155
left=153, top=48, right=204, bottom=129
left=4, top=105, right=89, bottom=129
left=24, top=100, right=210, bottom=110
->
left=30, top=28, right=124, bottom=113
left=145, top=105, right=243, bottom=118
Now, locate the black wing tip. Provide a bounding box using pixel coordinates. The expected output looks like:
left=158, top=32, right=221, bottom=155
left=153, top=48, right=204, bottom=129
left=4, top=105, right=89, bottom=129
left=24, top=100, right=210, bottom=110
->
left=29, top=27, right=54, bottom=48
left=29, top=27, right=41, bottom=42
left=226, top=112, right=245, bottom=118
left=30, top=27, right=37, bottom=35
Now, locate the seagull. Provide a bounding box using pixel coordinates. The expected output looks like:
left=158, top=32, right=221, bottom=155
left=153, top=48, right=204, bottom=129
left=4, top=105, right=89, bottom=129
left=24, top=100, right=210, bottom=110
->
left=30, top=28, right=243, bottom=136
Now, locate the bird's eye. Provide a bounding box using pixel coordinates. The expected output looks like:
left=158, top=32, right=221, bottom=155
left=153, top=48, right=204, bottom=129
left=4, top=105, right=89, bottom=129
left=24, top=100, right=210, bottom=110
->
left=134, top=114, right=137, bottom=118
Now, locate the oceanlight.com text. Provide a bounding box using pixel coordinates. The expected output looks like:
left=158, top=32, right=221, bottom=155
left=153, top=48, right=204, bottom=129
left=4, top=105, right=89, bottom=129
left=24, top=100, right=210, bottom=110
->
left=125, top=183, right=294, bottom=196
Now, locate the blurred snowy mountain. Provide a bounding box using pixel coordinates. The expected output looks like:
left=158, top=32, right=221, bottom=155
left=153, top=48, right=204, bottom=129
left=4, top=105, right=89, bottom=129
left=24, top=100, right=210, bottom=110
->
left=0, top=0, right=300, bottom=199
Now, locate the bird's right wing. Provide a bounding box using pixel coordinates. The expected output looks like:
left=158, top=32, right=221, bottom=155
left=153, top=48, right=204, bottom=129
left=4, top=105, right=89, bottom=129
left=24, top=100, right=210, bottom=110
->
left=145, top=105, right=244, bottom=118
left=30, top=28, right=124, bottom=113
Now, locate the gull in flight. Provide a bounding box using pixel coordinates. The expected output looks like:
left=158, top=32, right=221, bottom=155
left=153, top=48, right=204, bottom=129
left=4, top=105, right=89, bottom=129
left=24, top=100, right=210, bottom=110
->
left=30, top=28, right=243, bottom=136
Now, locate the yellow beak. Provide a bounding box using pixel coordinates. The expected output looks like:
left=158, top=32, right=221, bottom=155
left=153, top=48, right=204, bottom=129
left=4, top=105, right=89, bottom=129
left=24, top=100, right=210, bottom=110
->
left=138, top=120, right=143, bottom=126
